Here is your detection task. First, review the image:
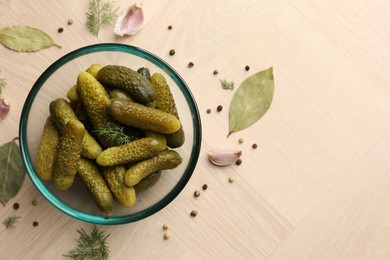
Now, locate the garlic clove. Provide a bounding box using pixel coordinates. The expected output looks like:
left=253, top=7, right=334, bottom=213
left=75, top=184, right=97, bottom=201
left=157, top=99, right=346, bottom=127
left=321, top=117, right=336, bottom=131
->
left=208, top=148, right=242, bottom=166
left=114, top=3, right=144, bottom=36
left=0, top=98, right=10, bottom=119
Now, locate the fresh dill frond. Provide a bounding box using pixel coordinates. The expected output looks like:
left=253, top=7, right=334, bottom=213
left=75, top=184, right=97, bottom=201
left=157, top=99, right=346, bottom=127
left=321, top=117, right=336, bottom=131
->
left=86, top=0, right=118, bottom=36
left=0, top=70, right=6, bottom=94
left=220, top=79, right=235, bottom=90
left=93, top=125, right=133, bottom=145
left=2, top=215, right=21, bottom=229
left=64, top=225, right=110, bottom=260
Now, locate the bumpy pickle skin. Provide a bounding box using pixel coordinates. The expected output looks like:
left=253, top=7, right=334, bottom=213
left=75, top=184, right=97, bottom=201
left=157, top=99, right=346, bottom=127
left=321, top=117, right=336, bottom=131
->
left=109, top=89, right=134, bottom=101
left=96, top=65, right=156, bottom=106
left=85, top=63, right=103, bottom=78
left=36, top=117, right=60, bottom=180
left=66, top=84, right=79, bottom=102
left=137, top=67, right=151, bottom=80
left=53, top=119, right=85, bottom=190
left=108, top=98, right=181, bottom=134
left=77, top=158, right=115, bottom=215
left=125, top=150, right=183, bottom=187
left=102, top=166, right=136, bottom=208
left=150, top=72, right=185, bottom=148
left=78, top=71, right=125, bottom=147
left=96, top=137, right=166, bottom=167
left=134, top=171, right=161, bottom=193
left=49, top=98, right=102, bottom=159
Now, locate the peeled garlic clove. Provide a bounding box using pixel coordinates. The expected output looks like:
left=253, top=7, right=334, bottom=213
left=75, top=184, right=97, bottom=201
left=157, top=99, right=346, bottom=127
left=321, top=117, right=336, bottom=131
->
left=114, top=3, right=144, bottom=36
left=208, top=148, right=242, bottom=166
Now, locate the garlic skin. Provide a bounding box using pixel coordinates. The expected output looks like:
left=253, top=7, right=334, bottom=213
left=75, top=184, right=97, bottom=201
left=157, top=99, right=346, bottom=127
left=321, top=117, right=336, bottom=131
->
left=208, top=148, right=242, bottom=166
left=114, top=3, right=144, bottom=36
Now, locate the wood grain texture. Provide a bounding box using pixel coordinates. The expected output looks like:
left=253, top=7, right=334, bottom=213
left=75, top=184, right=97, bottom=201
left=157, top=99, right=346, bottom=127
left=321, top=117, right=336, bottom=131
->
left=1, top=0, right=390, bottom=259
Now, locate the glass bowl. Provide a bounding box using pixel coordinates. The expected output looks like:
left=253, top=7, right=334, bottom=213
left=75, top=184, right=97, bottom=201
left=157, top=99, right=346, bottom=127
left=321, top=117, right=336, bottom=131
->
left=19, top=43, right=201, bottom=225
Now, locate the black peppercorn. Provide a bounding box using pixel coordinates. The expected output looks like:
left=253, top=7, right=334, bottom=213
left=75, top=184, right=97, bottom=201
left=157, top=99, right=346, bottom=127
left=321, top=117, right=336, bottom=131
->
left=188, top=62, right=194, bottom=68
left=58, top=27, right=64, bottom=33
left=217, top=105, right=223, bottom=112
left=252, top=143, right=258, bottom=149
left=235, top=159, right=242, bottom=165
left=190, top=210, right=198, bottom=217
left=206, top=108, right=211, bottom=114
left=169, top=49, right=175, bottom=56
left=33, top=221, right=39, bottom=227
left=13, top=203, right=19, bottom=210
left=194, top=190, right=201, bottom=197
left=213, top=70, right=219, bottom=75
left=168, top=25, right=173, bottom=30
left=245, top=65, right=250, bottom=71
left=202, top=184, right=208, bottom=190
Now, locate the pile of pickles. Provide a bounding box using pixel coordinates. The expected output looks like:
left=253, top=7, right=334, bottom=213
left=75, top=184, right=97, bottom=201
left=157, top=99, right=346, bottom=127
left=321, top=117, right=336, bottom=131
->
left=35, top=64, right=185, bottom=215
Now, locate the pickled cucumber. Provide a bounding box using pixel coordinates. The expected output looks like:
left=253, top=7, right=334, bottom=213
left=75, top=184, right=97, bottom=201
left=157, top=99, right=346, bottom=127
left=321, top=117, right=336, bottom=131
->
left=109, top=89, right=134, bottom=101
left=53, top=119, right=85, bottom=190
left=85, top=63, right=103, bottom=77
left=49, top=98, right=102, bottom=159
left=125, top=150, right=182, bottom=187
left=134, top=171, right=161, bottom=193
left=96, top=65, right=156, bottom=106
left=102, top=166, right=136, bottom=208
left=137, top=67, right=151, bottom=80
left=66, top=84, right=79, bottom=102
left=108, top=98, right=181, bottom=134
left=150, top=73, right=185, bottom=148
left=36, top=117, right=60, bottom=180
left=96, top=137, right=166, bottom=167
left=77, top=158, right=115, bottom=215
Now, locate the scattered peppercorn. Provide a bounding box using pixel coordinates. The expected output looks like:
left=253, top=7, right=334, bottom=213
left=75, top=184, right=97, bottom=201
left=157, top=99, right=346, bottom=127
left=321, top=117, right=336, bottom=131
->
left=32, top=199, right=38, bottom=206
left=252, top=143, right=258, bottom=149
left=168, top=25, right=173, bottom=30
left=58, top=27, right=64, bottom=33
left=238, top=138, right=244, bottom=144
left=163, top=233, right=170, bottom=240
left=245, top=65, right=250, bottom=71
left=213, top=70, right=219, bottom=75
left=229, top=176, right=235, bottom=183
left=202, top=184, right=208, bottom=190
left=13, top=203, right=19, bottom=210
left=235, top=159, right=242, bottom=165
left=206, top=108, right=211, bottom=114
left=33, top=221, right=39, bottom=227
left=217, top=105, right=223, bottom=112
left=169, top=49, right=175, bottom=56
left=190, top=210, right=198, bottom=217
left=188, top=62, right=194, bottom=68
left=163, top=224, right=168, bottom=230
left=194, top=190, right=201, bottom=197
left=67, top=19, right=73, bottom=25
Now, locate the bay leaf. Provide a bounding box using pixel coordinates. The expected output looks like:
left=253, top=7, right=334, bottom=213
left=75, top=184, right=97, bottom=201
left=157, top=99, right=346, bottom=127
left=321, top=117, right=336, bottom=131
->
left=228, top=67, right=274, bottom=137
left=0, top=25, right=61, bottom=52
left=0, top=140, right=26, bottom=205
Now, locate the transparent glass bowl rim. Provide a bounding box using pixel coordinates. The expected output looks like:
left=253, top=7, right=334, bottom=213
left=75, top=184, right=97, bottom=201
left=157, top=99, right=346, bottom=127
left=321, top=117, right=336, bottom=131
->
left=19, top=43, right=202, bottom=225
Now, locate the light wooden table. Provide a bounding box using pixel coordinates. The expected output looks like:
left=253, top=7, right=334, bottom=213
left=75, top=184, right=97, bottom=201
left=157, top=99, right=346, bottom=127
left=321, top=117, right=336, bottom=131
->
left=1, top=0, right=390, bottom=259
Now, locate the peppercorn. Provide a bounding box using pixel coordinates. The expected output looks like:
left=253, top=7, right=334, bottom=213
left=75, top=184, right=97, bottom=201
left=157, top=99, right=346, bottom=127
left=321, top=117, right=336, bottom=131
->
left=169, top=49, right=175, bottom=56
left=190, top=210, right=198, bottom=217
left=163, top=224, right=168, bottom=230
left=67, top=19, right=73, bottom=25
left=188, top=62, right=194, bottom=68
left=58, top=27, right=64, bottom=33
left=32, top=199, right=38, bottom=206
left=238, top=138, right=244, bottom=144
left=206, top=108, right=211, bottom=114
left=213, top=70, right=219, bottom=75
left=163, top=233, right=170, bottom=240
left=217, top=105, right=223, bottom=112
left=235, top=159, right=242, bottom=165
left=245, top=65, right=250, bottom=71
left=252, top=143, right=258, bottom=149
left=228, top=176, right=235, bottom=183
left=33, top=221, right=39, bottom=227
left=168, top=25, right=173, bottom=30
left=194, top=190, right=200, bottom=197
left=202, top=184, right=208, bottom=190
left=13, top=203, right=19, bottom=210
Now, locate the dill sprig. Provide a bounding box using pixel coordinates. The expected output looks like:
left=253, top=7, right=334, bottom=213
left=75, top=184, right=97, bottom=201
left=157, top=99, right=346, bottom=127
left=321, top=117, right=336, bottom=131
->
left=0, top=70, right=6, bottom=94
left=64, top=225, right=110, bottom=260
left=86, top=0, right=118, bottom=36
left=2, top=215, right=21, bottom=229
left=220, top=79, right=235, bottom=90
left=93, top=125, right=133, bottom=145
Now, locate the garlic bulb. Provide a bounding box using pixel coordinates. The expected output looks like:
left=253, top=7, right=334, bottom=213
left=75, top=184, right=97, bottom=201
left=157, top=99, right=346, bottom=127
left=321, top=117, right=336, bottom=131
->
left=208, top=148, right=242, bottom=166
left=114, top=3, right=144, bottom=36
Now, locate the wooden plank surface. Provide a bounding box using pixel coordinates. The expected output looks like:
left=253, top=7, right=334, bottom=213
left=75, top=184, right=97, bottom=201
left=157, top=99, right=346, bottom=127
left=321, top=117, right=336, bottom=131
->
left=0, top=0, right=389, bottom=259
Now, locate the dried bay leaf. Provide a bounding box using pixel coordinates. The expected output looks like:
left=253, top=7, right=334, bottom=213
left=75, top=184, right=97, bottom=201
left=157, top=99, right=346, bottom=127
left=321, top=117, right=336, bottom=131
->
left=0, top=140, right=25, bottom=205
left=0, top=25, right=61, bottom=52
left=228, top=67, right=274, bottom=136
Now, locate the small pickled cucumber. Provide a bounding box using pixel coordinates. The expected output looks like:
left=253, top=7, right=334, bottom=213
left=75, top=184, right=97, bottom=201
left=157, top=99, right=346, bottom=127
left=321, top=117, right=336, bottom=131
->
left=150, top=73, right=185, bottom=148
left=125, top=150, right=182, bottom=187
left=36, top=117, right=60, bottom=180
left=102, top=166, right=136, bottom=208
left=77, top=158, right=115, bottom=215
left=137, top=67, right=151, bottom=80
left=49, top=98, right=102, bottom=159
left=134, top=171, right=161, bottom=193
left=108, top=98, right=181, bottom=134
left=85, top=63, right=103, bottom=77
left=96, top=65, right=156, bottom=106
left=96, top=137, right=166, bottom=167
left=109, top=89, right=134, bottom=101
left=66, top=84, right=79, bottom=102
left=53, top=119, right=85, bottom=190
